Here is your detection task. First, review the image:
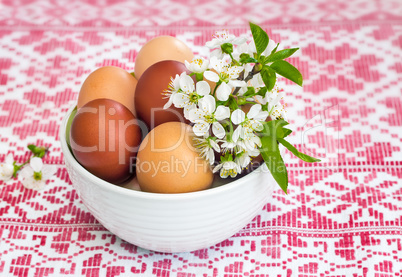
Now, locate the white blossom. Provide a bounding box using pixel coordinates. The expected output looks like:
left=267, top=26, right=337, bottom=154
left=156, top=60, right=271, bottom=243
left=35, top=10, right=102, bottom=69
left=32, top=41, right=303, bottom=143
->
left=193, top=136, right=220, bottom=165
left=234, top=147, right=260, bottom=170
left=213, top=160, right=241, bottom=178
left=254, top=86, right=286, bottom=120
left=0, top=153, right=14, bottom=182
left=231, top=104, right=268, bottom=150
left=19, top=157, right=56, bottom=190
left=220, top=138, right=245, bottom=155
left=203, top=56, right=246, bottom=101
left=163, top=72, right=184, bottom=109
left=206, top=31, right=247, bottom=59
left=185, top=57, right=209, bottom=73
left=173, top=74, right=210, bottom=119
left=188, top=95, right=230, bottom=139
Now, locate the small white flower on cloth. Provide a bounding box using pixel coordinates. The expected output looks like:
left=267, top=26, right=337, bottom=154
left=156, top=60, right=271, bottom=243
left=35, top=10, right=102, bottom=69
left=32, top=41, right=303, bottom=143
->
left=0, top=153, right=15, bottom=182
left=19, top=157, right=56, bottom=190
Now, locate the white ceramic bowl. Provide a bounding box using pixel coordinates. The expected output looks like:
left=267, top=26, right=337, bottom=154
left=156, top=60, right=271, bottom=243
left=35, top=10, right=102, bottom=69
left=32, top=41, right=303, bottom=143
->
left=60, top=105, right=277, bottom=253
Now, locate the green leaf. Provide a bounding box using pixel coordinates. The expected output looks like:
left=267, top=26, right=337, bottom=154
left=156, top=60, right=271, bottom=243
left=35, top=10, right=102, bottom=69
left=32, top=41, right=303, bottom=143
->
left=245, top=57, right=258, bottom=63
left=27, top=144, right=37, bottom=153
left=243, top=87, right=256, bottom=97
left=260, top=65, right=277, bottom=91
left=270, top=43, right=280, bottom=55
left=270, top=60, right=303, bottom=86
left=28, top=144, right=48, bottom=158
left=282, top=127, right=292, bottom=138
left=260, top=121, right=288, bottom=194
left=277, top=138, right=321, bottom=163
left=249, top=22, right=269, bottom=55
left=256, top=87, right=268, bottom=98
left=265, top=48, right=299, bottom=63
left=274, top=119, right=290, bottom=139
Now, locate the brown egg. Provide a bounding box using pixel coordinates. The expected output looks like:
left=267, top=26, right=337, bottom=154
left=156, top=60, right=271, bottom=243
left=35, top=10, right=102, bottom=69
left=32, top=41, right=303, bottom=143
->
left=77, top=66, right=138, bottom=116
left=136, top=122, right=213, bottom=193
left=135, top=60, right=189, bottom=130
left=70, top=99, right=143, bottom=184
left=134, top=36, right=194, bottom=80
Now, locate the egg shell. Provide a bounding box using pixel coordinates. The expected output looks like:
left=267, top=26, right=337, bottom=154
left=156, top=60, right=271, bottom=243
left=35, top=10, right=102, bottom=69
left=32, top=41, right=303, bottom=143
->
left=136, top=122, right=214, bottom=193
left=135, top=60, right=189, bottom=130
left=77, top=66, right=138, bottom=116
left=134, top=36, right=194, bottom=80
left=70, top=99, right=143, bottom=184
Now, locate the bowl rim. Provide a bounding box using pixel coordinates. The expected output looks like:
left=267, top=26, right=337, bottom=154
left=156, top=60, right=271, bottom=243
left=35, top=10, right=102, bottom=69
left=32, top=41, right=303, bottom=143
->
left=60, top=104, right=270, bottom=200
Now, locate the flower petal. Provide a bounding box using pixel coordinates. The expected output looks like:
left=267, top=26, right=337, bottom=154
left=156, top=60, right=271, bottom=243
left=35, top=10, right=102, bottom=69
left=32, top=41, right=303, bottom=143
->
left=184, top=60, right=191, bottom=71
left=210, top=48, right=224, bottom=59
left=250, top=120, right=264, bottom=131
left=212, top=122, right=225, bottom=139
left=188, top=108, right=205, bottom=123
left=205, top=40, right=220, bottom=49
left=214, top=106, right=230, bottom=121
left=227, top=66, right=243, bottom=79
left=19, top=166, right=33, bottom=179
left=233, top=36, right=248, bottom=45
left=209, top=139, right=220, bottom=152
left=212, top=163, right=223, bottom=173
left=179, top=74, right=195, bottom=94
left=247, top=104, right=262, bottom=119
left=254, top=111, right=268, bottom=121
left=5, top=153, right=14, bottom=164
left=232, top=126, right=241, bottom=142
left=231, top=109, right=246, bottom=125
left=222, top=161, right=237, bottom=170
left=203, top=70, right=219, bottom=83
left=173, top=93, right=189, bottom=108
left=216, top=83, right=231, bottom=101
left=30, top=157, right=43, bottom=172
left=199, top=95, right=216, bottom=114
left=229, top=80, right=247, bottom=88
left=207, top=149, right=215, bottom=165
left=254, top=95, right=266, bottom=105
left=196, top=81, right=211, bottom=96
left=183, top=103, right=197, bottom=119
left=163, top=97, right=173, bottom=109
left=42, top=165, right=57, bottom=179
left=193, top=122, right=210, bottom=137
left=0, top=164, right=14, bottom=181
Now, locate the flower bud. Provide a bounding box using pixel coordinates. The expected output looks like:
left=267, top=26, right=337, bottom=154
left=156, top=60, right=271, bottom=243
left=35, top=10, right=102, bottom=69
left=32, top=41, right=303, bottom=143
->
left=237, top=96, right=247, bottom=106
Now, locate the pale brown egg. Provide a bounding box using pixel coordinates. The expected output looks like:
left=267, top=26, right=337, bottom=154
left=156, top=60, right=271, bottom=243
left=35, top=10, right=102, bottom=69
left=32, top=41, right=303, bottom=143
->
left=134, top=36, right=194, bottom=80
left=70, top=99, right=143, bottom=184
left=77, top=66, right=138, bottom=116
left=136, top=122, right=213, bottom=193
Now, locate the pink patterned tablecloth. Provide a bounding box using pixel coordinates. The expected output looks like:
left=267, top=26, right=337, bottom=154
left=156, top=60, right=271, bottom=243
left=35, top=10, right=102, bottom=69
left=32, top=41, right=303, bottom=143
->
left=1, top=0, right=402, bottom=276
